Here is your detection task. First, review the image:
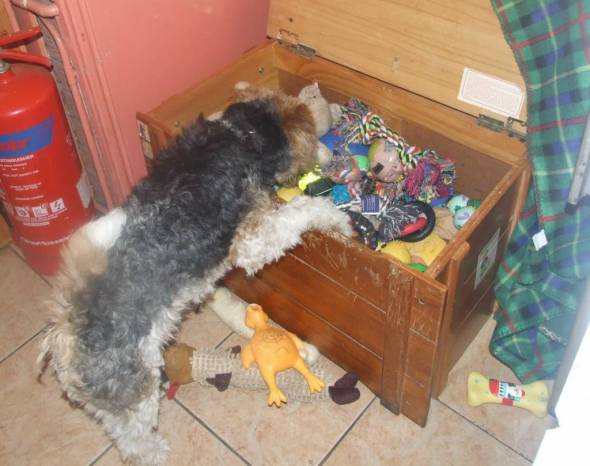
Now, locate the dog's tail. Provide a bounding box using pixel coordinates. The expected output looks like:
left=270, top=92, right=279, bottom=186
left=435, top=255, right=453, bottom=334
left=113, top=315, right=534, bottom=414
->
left=37, top=227, right=109, bottom=390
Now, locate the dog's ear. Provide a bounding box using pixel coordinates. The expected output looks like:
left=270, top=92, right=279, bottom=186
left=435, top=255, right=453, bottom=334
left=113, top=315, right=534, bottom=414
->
left=273, top=100, right=318, bottom=186
left=281, top=102, right=316, bottom=138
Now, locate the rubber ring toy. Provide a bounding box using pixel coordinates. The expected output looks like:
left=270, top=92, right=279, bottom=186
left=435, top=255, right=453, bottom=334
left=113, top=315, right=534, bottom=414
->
left=398, top=200, right=436, bottom=243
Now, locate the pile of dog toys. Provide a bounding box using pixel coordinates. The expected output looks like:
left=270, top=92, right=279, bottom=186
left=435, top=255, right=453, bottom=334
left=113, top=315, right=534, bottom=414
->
left=277, top=84, right=481, bottom=271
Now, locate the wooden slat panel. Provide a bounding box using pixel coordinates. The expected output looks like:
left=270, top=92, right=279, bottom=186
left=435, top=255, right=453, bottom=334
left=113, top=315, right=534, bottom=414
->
left=400, top=376, right=431, bottom=426
left=291, top=233, right=399, bottom=311
left=224, top=269, right=383, bottom=395
left=291, top=232, right=440, bottom=312
left=259, top=253, right=385, bottom=356
left=405, top=331, right=438, bottom=387
left=268, top=0, right=525, bottom=120
left=380, top=270, right=446, bottom=425
left=380, top=272, right=413, bottom=415
left=409, top=280, right=449, bottom=342
left=400, top=279, right=446, bottom=425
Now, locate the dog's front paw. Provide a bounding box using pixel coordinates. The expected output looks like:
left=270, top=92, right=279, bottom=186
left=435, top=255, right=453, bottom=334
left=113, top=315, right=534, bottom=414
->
left=287, top=196, right=353, bottom=237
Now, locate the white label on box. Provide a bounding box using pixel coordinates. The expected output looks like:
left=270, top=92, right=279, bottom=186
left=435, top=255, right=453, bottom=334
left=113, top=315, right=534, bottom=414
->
left=475, top=228, right=500, bottom=289
left=458, top=68, right=524, bottom=118
left=137, top=120, right=154, bottom=160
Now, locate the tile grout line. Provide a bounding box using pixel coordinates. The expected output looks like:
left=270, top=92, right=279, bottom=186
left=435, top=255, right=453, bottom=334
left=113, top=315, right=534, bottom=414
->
left=8, top=244, right=54, bottom=288
left=214, top=331, right=236, bottom=349
left=87, top=443, right=114, bottom=466
left=435, top=398, right=533, bottom=463
left=174, top=397, right=251, bottom=465
left=0, top=325, right=47, bottom=365
left=317, top=395, right=377, bottom=466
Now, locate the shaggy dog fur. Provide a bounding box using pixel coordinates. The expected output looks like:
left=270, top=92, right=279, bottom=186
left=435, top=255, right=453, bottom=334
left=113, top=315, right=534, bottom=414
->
left=39, top=92, right=351, bottom=466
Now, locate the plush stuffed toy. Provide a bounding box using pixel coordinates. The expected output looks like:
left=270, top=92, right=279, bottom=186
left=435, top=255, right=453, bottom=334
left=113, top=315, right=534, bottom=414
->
left=163, top=341, right=361, bottom=405
left=298, top=82, right=332, bottom=137
left=298, top=82, right=337, bottom=167
left=166, top=291, right=360, bottom=406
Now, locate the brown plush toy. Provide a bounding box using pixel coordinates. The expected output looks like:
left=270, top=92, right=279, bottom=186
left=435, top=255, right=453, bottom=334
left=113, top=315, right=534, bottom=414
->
left=162, top=342, right=360, bottom=405
left=163, top=343, right=194, bottom=386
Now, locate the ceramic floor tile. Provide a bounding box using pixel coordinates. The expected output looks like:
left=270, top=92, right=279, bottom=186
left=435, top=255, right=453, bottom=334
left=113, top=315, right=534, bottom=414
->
left=175, top=333, right=375, bottom=466
left=0, top=248, right=52, bottom=361
left=324, top=399, right=531, bottom=466
left=438, top=317, right=556, bottom=461
left=10, top=243, right=61, bottom=288
left=174, top=301, right=234, bottom=350
left=95, top=400, right=246, bottom=466
left=0, top=335, right=110, bottom=466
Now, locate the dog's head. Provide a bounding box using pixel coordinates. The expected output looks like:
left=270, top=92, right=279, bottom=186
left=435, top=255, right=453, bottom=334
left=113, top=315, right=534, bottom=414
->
left=233, top=82, right=318, bottom=187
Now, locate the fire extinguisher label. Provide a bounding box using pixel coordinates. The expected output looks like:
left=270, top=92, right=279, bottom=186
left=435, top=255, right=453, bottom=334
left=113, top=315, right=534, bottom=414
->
left=0, top=116, right=55, bottom=158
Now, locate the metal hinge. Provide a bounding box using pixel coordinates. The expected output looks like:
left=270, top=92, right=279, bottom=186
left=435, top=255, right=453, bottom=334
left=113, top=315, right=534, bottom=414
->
left=276, top=29, right=316, bottom=59
left=477, top=114, right=527, bottom=143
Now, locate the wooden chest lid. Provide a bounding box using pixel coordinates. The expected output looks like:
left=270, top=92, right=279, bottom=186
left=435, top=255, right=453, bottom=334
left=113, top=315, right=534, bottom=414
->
left=268, top=0, right=526, bottom=121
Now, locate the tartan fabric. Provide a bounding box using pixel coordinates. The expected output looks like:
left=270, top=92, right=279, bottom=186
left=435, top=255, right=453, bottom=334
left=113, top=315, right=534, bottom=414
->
left=491, top=0, right=590, bottom=382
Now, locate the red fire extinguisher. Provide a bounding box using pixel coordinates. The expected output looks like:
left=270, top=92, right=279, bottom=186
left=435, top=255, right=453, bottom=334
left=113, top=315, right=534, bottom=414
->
left=0, top=27, right=94, bottom=275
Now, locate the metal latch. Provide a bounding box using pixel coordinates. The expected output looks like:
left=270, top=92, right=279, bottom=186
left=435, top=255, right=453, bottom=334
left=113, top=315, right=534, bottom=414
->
left=276, top=29, right=316, bottom=59
left=477, top=114, right=527, bottom=143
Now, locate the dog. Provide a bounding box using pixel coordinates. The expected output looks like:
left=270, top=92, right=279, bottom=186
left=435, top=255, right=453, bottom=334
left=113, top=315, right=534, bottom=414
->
left=39, top=89, right=350, bottom=465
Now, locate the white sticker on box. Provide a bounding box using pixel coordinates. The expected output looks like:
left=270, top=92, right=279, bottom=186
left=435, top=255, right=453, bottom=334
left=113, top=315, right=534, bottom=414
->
left=137, top=120, right=154, bottom=160
left=458, top=68, right=524, bottom=118
left=475, top=228, right=500, bottom=289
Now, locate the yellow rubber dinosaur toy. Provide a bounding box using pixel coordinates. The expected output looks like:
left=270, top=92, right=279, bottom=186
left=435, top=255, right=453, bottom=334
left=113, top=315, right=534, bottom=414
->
left=240, top=304, right=326, bottom=407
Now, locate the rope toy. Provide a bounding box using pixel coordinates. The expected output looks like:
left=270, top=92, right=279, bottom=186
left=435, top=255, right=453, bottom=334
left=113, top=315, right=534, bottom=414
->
left=404, top=151, right=456, bottom=203
left=333, top=98, right=457, bottom=203
left=333, top=98, right=419, bottom=169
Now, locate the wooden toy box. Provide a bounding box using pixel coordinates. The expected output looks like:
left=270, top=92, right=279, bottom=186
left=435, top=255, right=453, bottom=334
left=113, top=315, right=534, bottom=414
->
left=137, top=0, right=529, bottom=426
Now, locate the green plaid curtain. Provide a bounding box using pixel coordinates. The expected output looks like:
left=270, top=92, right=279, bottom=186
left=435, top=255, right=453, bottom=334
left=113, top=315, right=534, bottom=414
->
left=491, top=0, right=590, bottom=382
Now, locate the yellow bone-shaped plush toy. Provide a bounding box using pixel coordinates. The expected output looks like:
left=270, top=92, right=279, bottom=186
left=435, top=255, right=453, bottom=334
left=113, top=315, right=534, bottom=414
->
left=467, top=371, right=549, bottom=418
left=240, top=304, right=326, bottom=407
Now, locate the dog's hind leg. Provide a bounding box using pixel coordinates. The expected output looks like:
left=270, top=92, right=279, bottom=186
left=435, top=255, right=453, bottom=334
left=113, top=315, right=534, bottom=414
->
left=99, top=380, right=169, bottom=466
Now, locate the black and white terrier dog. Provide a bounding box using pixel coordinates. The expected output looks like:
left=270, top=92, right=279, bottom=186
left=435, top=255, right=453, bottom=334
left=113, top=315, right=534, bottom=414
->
left=39, top=89, right=350, bottom=465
